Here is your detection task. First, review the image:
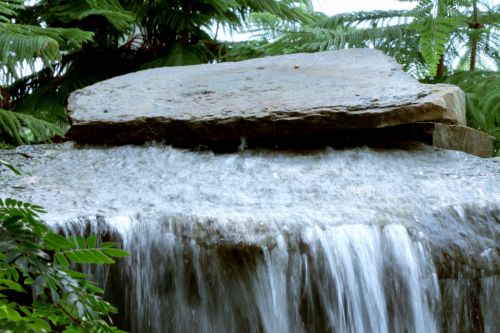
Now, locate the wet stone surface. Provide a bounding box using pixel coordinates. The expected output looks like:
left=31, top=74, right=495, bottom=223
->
left=1, top=143, right=499, bottom=277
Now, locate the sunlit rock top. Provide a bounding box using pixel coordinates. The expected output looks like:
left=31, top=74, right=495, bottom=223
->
left=67, top=49, right=462, bottom=146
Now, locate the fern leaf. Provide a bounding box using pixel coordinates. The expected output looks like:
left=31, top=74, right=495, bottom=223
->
left=14, top=87, right=68, bottom=125
left=0, top=158, right=20, bottom=175
left=0, top=22, right=93, bottom=84
left=0, top=108, right=65, bottom=145
left=0, top=0, right=22, bottom=23
left=46, top=0, right=135, bottom=33
left=408, top=0, right=465, bottom=77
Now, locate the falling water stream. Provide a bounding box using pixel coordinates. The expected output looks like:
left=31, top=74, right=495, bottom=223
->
left=2, top=142, right=499, bottom=332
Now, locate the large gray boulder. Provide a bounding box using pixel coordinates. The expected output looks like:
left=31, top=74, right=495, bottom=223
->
left=67, top=49, right=464, bottom=146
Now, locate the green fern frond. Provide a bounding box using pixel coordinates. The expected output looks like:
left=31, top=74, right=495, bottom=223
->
left=47, top=0, right=135, bottom=33
left=408, top=0, right=465, bottom=76
left=318, top=10, right=410, bottom=29
left=477, top=3, right=500, bottom=26
left=0, top=157, right=20, bottom=174
left=0, top=0, right=22, bottom=22
left=233, top=8, right=425, bottom=72
left=237, top=0, right=313, bottom=24
left=14, top=88, right=67, bottom=125
left=0, top=25, right=60, bottom=73
left=0, top=108, right=65, bottom=145
left=0, top=23, right=93, bottom=84
left=240, top=13, right=415, bottom=58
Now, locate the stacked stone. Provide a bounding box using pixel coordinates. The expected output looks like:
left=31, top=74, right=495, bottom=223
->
left=67, top=49, right=494, bottom=157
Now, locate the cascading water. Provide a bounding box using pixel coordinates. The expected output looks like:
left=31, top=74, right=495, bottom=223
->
left=2, top=143, right=499, bottom=332
left=65, top=217, right=440, bottom=333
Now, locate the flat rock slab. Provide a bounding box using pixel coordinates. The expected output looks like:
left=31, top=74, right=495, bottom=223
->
left=67, top=49, right=457, bottom=146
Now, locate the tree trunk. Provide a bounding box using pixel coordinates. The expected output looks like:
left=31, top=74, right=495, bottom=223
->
left=435, top=0, right=447, bottom=78
left=469, top=0, right=480, bottom=72
left=470, top=37, right=478, bottom=71
left=0, top=86, right=11, bottom=109
left=436, top=55, right=446, bottom=78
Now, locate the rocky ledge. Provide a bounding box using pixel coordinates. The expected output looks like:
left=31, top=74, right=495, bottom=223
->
left=66, top=49, right=493, bottom=156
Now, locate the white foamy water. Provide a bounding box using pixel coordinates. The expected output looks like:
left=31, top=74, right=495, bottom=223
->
left=1, top=143, right=499, bottom=332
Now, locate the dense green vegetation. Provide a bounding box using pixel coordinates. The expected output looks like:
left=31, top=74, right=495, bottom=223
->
left=441, top=70, right=499, bottom=146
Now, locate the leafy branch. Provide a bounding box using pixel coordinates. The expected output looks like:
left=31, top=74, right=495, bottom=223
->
left=0, top=197, right=128, bottom=332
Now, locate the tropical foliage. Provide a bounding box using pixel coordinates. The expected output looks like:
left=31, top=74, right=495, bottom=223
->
left=0, top=0, right=94, bottom=144
left=0, top=198, right=128, bottom=332
left=229, top=0, right=499, bottom=77
left=0, top=2, right=498, bottom=332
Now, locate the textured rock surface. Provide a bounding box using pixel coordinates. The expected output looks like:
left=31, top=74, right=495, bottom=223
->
left=407, top=123, right=494, bottom=158
left=432, top=124, right=494, bottom=158
left=67, top=49, right=458, bottom=146
left=427, top=84, right=466, bottom=125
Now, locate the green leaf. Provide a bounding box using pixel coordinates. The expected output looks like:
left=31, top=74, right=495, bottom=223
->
left=55, top=253, right=70, bottom=267
left=27, top=318, right=51, bottom=332
left=63, top=327, right=85, bottom=333
left=86, top=235, right=97, bottom=248
left=50, top=286, right=60, bottom=303
left=0, top=304, right=22, bottom=322
left=44, top=233, right=72, bottom=251
left=32, top=275, right=46, bottom=298
left=0, top=108, right=66, bottom=145
left=75, top=236, right=85, bottom=249
left=100, top=241, right=120, bottom=248
left=102, top=248, right=128, bottom=257
left=64, top=249, right=115, bottom=264
left=0, top=279, right=25, bottom=293
left=64, top=270, right=88, bottom=279
left=0, top=158, right=21, bottom=175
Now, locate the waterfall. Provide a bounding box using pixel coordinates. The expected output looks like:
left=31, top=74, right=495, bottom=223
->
left=4, top=143, right=499, bottom=332
left=58, top=211, right=498, bottom=333
left=61, top=216, right=441, bottom=333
